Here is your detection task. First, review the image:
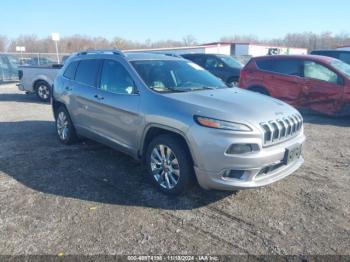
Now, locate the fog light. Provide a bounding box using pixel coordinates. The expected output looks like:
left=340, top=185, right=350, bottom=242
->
left=223, top=170, right=245, bottom=179
left=226, top=144, right=258, bottom=154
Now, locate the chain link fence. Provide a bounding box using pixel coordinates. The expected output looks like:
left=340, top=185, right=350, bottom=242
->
left=5, top=52, right=71, bottom=66
left=0, top=52, right=71, bottom=83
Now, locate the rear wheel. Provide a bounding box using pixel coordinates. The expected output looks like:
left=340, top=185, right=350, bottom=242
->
left=35, top=81, right=51, bottom=102
left=55, top=106, right=78, bottom=145
left=145, top=134, right=194, bottom=195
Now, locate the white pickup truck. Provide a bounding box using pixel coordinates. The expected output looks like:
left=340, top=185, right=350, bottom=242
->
left=17, top=64, right=63, bottom=102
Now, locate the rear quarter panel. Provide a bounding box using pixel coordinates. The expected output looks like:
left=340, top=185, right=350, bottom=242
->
left=19, top=67, right=60, bottom=91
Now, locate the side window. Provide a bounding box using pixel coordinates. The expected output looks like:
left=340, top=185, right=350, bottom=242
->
left=256, top=59, right=274, bottom=71
left=339, top=53, right=350, bottom=64
left=257, top=59, right=301, bottom=76
left=204, top=57, right=224, bottom=69
left=313, top=51, right=338, bottom=59
left=303, top=61, right=339, bottom=84
left=0, top=57, right=10, bottom=70
left=190, top=56, right=205, bottom=67
left=75, top=59, right=101, bottom=87
left=100, top=60, right=135, bottom=95
left=63, top=61, right=79, bottom=80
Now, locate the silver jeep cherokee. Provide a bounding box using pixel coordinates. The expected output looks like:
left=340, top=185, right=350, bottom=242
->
left=52, top=50, right=305, bottom=195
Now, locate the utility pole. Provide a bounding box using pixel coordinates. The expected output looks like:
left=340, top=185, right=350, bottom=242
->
left=52, top=33, right=60, bottom=64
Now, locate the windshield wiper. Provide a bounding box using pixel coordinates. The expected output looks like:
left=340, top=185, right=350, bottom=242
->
left=151, top=86, right=187, bottom=93
left=188, top=86, right=217, bottom=91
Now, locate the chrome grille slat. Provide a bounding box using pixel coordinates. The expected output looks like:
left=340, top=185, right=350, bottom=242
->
left=278, top=120, right=286, bottom=138
left=267, top=122, right=274, bottom=143
left=260, top=114, right=303, bottom=146
left=289, top=116, right=296, bottom=133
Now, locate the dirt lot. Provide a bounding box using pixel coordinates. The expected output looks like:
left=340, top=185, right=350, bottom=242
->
left=0, top=83, right=349, bottom=256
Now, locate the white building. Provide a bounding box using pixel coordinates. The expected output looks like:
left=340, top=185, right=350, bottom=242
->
left=337, top=46, right=350, bottom=51
left=127, top=42, right=308, bottom=57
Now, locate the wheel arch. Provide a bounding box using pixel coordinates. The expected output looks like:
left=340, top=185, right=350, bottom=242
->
left=248, top=85, right=270, bottom=95
left=140, top=124, right=196, bottom=166
left=227, top=75, right=239, bottom=83
left=33, top=79, right=50, bottom=91
left=52, top=99, right=66, bottom=119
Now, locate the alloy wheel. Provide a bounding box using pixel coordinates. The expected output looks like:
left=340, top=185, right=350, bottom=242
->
left=56, top=111, right=69, bottom=141
left=150, top=144, right=180, bottom=190
left=37, top=85, right=50, bottom=100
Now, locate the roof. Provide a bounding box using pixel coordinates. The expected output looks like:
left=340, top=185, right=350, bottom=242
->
left=124, top=52, right=183, bottom=61
left=69, top=50, right=184, bottom=62
left=251, top=54, right=337, bottom=63
left=312, top=49, right=350, bottom=53
left=337, top=45, right=350, bottom=48
left=202, top=42, right=308, bottom=50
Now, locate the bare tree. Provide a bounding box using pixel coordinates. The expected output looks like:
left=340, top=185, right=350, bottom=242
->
left=220, top=34, right=259, bottom=43
left=0, top=35, right=8, bottom=52
left=4, top=32, right=350, bottom=54
left=182, top=35, right=197, bottom=46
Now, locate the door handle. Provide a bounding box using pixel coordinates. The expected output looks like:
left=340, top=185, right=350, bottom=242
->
left=94, top=94, right=104, bottom=100
left=65, top=86, right=72, bottom=91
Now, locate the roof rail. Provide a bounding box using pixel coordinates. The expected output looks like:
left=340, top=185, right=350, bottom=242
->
left=77, top=49, right=124, bottom=56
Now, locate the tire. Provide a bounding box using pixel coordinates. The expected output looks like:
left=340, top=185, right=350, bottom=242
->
left=55, top=106, right=78, bottom=145
left=227, top=77, right=239, bottom=87
left=145, top=134, right=194, bottom=195
left=249, top=86, right=270, bottom=96
left=35, top=81, right=51, bottom=102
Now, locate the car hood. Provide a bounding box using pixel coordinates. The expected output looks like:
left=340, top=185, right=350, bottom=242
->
left=165, top=88, right=300, bottom=128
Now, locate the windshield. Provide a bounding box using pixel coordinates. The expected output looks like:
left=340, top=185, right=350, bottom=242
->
left=131, top=60, right=227, bottom=92
left=331, top=59, right=350, bottom=78
left=218, top=55, right=243, bottom=69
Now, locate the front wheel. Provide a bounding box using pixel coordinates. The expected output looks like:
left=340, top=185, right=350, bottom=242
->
left=227, top=77, right=239, bottom=87
left=145, top=135, right=194, bottom=195
left=55, top=106, right=78, bottom=145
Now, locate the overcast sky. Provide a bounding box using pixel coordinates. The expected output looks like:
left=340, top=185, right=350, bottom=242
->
left=1, top=0, right=349, bottom=42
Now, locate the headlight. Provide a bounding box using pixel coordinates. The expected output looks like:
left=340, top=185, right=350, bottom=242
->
left=194, top=116, right=252, bottom=132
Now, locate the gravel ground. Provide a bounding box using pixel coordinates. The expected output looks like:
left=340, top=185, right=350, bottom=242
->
left=0, top=83, right=349, bottom=256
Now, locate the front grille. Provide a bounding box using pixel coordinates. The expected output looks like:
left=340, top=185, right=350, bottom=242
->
left=260, top=114, right=303, bottom=146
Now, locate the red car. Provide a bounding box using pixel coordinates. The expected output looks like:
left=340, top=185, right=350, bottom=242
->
left=239, top=55, right=350, bottom=116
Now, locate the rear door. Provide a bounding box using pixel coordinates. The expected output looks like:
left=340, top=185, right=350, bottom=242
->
left=66, top=59, right=103, bottom=130
left=89, top=59, right=141, bottom=153
left=301, top=60, right=344, bottom=114
left=256, top=58, right=304, bottom=105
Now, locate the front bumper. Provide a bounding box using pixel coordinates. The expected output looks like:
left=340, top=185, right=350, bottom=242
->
left=188, top=125, right=306, bottom=190
left=16, top=83, right=25, bottom=91
left=195, top=156, right=304, bottom=190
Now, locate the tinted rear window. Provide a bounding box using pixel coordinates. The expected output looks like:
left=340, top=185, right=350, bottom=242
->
left=63, top=61, right=79, bottom=80
left=75, top=59, right=101, bottom=87
left=256, top=59, right=302, bottom=76
left=311, top=51, right=339, bottom=59
left=339, top=53, right=350, bottom=64
left=183, top=55, right=206, bottom=66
